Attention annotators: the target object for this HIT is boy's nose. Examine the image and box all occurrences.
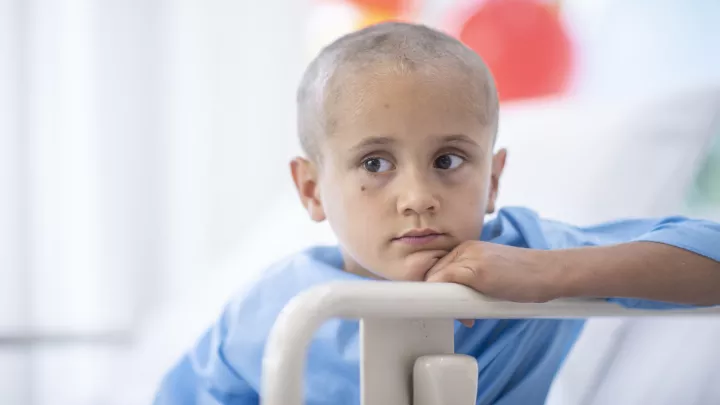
[396,176,439,216]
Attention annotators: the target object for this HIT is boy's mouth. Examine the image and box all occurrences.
[393,229,445,245]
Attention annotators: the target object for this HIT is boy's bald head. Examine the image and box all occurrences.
[297,22,499,160]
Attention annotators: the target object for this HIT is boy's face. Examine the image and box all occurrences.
[292,68,506,281]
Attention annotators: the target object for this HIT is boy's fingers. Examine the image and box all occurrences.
[424,247,461,280]
[426,268,454,283]
[427,261,477,329]
[426,264,474,286]
[460,319,475,328]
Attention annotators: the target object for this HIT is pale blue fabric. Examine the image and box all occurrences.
[153,207,720,405]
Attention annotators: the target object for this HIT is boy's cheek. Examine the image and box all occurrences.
[452,183,490,213]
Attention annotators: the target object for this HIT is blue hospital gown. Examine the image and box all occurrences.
[153,207,720,405]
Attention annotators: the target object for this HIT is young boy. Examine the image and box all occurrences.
[154,22,720,405]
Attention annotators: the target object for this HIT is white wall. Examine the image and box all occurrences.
[0,0,30,403]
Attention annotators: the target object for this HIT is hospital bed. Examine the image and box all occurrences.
[105,88,720,405]
[260,281,720,405]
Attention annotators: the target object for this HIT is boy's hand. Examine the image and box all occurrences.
[426,241,720,325]
[425,241,563,304]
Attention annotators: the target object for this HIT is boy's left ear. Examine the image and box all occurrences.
[486,148,507,214]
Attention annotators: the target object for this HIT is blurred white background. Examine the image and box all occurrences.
[1,0,719,404]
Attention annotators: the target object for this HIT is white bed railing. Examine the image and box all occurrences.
[261,281,720,405]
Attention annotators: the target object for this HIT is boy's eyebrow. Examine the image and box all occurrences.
[440,134,480,147]
[349,134,481,152]
[349,136,396,152]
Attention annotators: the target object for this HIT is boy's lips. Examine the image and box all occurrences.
[393,228,445,246]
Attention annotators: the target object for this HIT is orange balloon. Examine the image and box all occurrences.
[458,0,573,102]
[348,0,407,14]
[357,7,401,29]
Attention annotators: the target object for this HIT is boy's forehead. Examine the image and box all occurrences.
[323,68,494,141]
[296,22,500,161]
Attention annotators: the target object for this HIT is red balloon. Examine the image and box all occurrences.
[348,0,406,14]
[458,0,572,102]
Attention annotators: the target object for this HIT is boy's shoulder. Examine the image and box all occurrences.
[219,246,365,384]
[482,206,549,249]
[249,245,363,296]
[169,247,362,396]
[220,245,368,341]
[226,246,363,320]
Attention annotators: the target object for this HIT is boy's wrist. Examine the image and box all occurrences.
[544,244,641,300]
[541,248,595,301]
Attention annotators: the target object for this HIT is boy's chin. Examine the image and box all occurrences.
[398,250,451,282]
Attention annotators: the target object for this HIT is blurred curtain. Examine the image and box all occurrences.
[0,0,170,404]
[0,0,305,403]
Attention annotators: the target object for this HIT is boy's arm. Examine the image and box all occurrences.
[554,241,720,306]
[426,216,720,307]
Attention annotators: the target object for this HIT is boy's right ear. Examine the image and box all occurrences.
[290,157,326,222]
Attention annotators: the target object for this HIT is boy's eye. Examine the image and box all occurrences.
[434,154,464,170]
[363,157,394,173]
